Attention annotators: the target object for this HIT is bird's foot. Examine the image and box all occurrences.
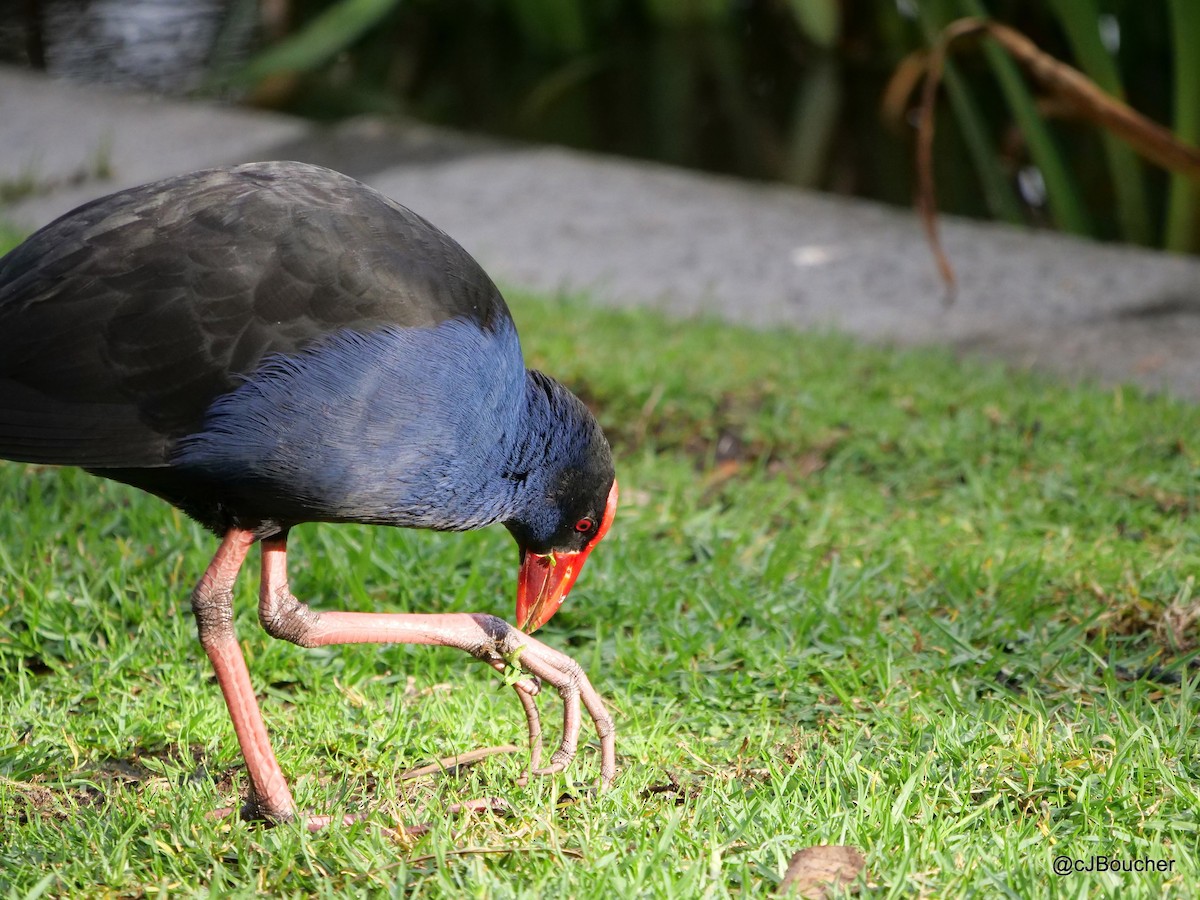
[470,617,616,788]
[207,795,369,833]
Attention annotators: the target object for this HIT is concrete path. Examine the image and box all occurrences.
[3,66,1199,398]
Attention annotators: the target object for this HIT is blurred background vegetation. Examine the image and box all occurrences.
[3,0,1198,253]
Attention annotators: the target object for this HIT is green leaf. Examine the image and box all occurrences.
[1166,0,1200,252]
[220,0,402,87]
[784,0,841,49]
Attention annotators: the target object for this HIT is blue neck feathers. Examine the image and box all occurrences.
[172,317,601,535]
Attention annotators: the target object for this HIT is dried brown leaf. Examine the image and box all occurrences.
[778,845,867,897]
[912,17,1200,293]
[880,49,931,133]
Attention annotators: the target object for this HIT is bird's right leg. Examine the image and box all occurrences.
[256,537,616,786]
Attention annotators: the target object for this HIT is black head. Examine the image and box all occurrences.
[504,371,615,553]
[504,371,618,631]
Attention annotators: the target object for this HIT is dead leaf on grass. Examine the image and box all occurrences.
[778,845,867,897]
[1156,576,1200,652]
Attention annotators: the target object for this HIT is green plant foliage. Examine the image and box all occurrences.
[505,0,590,56]
[914,0,1026,225]
[783,0,840,48]
[208,1,1200,254]
[644,0,730,27]
[958,0,1092,236]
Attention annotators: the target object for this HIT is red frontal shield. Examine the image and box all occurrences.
[515,480,619,632]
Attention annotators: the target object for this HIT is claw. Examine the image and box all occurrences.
[514,683,544,774]
[490,628,616,789]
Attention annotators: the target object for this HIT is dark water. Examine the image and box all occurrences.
[3,0,235,93]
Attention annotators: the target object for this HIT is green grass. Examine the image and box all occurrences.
[2,281,1199,897]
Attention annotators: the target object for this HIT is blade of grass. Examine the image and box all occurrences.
[783,53,842,188]
[648,32,696,168]
[703,29,780,176]
[204,0,259,78]
[940,61,1027,226]
[1165,0,1200,253]
[782,0,841,49]
[962,21,1200,185]
[957,0,1092,236]
[214,0,401,88]
[1047,0,1152,245]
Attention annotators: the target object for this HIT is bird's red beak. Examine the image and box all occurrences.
[516,480,619,633]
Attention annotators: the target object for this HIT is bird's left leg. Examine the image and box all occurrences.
[256,536,615,786]
[191,529,298,823]
[195,530,390,830]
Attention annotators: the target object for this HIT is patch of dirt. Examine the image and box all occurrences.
[4,775,106,825]
[574,381,850,484]
[1084,575,1200,660]
[5,778,64,824]
[640,771,694,805]
[1115,480,1196,519]
[20,655,54,676]
[81,744,240,803]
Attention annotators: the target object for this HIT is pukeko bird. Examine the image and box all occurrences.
[0,161,617,827]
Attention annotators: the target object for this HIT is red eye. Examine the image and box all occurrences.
[574,517,594,533]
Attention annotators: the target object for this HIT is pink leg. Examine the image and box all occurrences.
[257,537,616,786]
[192,529,297,821]
[194,530,378,827]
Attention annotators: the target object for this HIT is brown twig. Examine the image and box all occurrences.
[914,23,964,296]
[407,846,586,866]
[400,744,521,781]
[880,49,930,135]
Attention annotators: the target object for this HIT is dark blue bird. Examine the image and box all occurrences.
[0,161,618,826]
